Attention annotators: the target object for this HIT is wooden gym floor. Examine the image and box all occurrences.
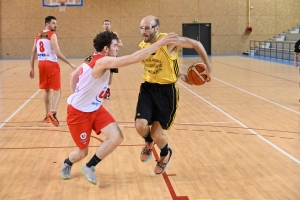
[0,56,299,200]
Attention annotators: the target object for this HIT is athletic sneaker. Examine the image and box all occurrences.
[154,147,172,175]
[47,111,59,127]
[140,141,155,162]
[60,163,71,180]
[81,165,97,185]
[104,88,110,98]
[44,117,51,123]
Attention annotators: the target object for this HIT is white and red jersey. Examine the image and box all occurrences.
[35,30,57,62]
[67,53,110,112]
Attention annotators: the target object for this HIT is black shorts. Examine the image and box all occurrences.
[110,68,118,73]
[135,82,179,130]
[294,40,300,54]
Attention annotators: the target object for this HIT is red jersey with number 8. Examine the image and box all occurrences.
[35,30,57,62]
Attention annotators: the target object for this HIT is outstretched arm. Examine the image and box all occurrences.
[170,36,212,82]
[92,32,178,78]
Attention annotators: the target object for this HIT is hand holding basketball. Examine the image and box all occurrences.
[187,63,208,85]
[178,73,192,85]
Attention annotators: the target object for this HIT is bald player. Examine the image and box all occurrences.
[134,15,212,175]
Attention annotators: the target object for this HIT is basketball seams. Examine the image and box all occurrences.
[187,63,207,85]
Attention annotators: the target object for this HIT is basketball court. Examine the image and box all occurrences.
[0,55,299,200]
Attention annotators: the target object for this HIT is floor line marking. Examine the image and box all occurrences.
[177,81,300,165]
[214,77,300,115]
[0,89,40,129]
[181,64,299,115]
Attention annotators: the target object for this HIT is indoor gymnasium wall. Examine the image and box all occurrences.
[0,0,299,58]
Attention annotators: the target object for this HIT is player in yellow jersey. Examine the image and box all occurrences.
[102,20,123,98]
[135,15,212,175]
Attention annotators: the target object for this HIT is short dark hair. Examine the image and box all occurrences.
[93,31,118,52]
[154,18,160,26]
[45,16,56,24]
[103,20,111,24]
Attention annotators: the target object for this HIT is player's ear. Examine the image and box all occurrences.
[103,46,109,52]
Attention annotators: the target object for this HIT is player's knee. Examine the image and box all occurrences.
[149,131,161,141]
[135,118,148,133]
[115,130,124,144]
[77,148,88,159]
[105,126,124,144]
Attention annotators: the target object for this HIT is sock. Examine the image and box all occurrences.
[143,132,153,143]
[86,154,101,168]
[64,158,73,166]
[107,85,110,89]
[160,144,169,157]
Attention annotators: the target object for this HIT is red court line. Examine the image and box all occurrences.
[280,137,293,139]
[176,124,300,134]
[0,135,190,198]
[1,126,298,141]
[2,122,299,135]
[0,65,18,73]
[152,147,189,200]
[84,136,188,199]
[226,132,239,134]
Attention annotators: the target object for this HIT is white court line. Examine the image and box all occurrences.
[177,81,300,165]
[0,90,40,129]
[181,64,299,115]
[214,77,300,115]
[176,122,235,124]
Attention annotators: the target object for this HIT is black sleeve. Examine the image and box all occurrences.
[294,40,300,53]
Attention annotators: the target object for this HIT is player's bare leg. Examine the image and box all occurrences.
[47,89,60,126]
[52,89,61,111]
[43,89,51,122]
[81,123,123,185]
[135,118,155,162]
[150,121,172,175]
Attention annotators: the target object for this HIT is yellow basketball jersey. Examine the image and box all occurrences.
[139,33,179,84]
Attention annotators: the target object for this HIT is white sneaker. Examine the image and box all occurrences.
[81,165,97,185]
[60,163,71,179]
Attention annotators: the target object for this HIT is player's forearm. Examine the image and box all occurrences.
[30,51,37,69]
[133,44,163,62]
[56,51,71,65]
[195,44,212,71]
[70,74,78,93]
[70,66,81,93]
[179,37,212,71]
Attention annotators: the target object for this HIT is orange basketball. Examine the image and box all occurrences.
[187,63,207,85]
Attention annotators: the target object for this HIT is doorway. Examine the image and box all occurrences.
[182,23,211,55]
